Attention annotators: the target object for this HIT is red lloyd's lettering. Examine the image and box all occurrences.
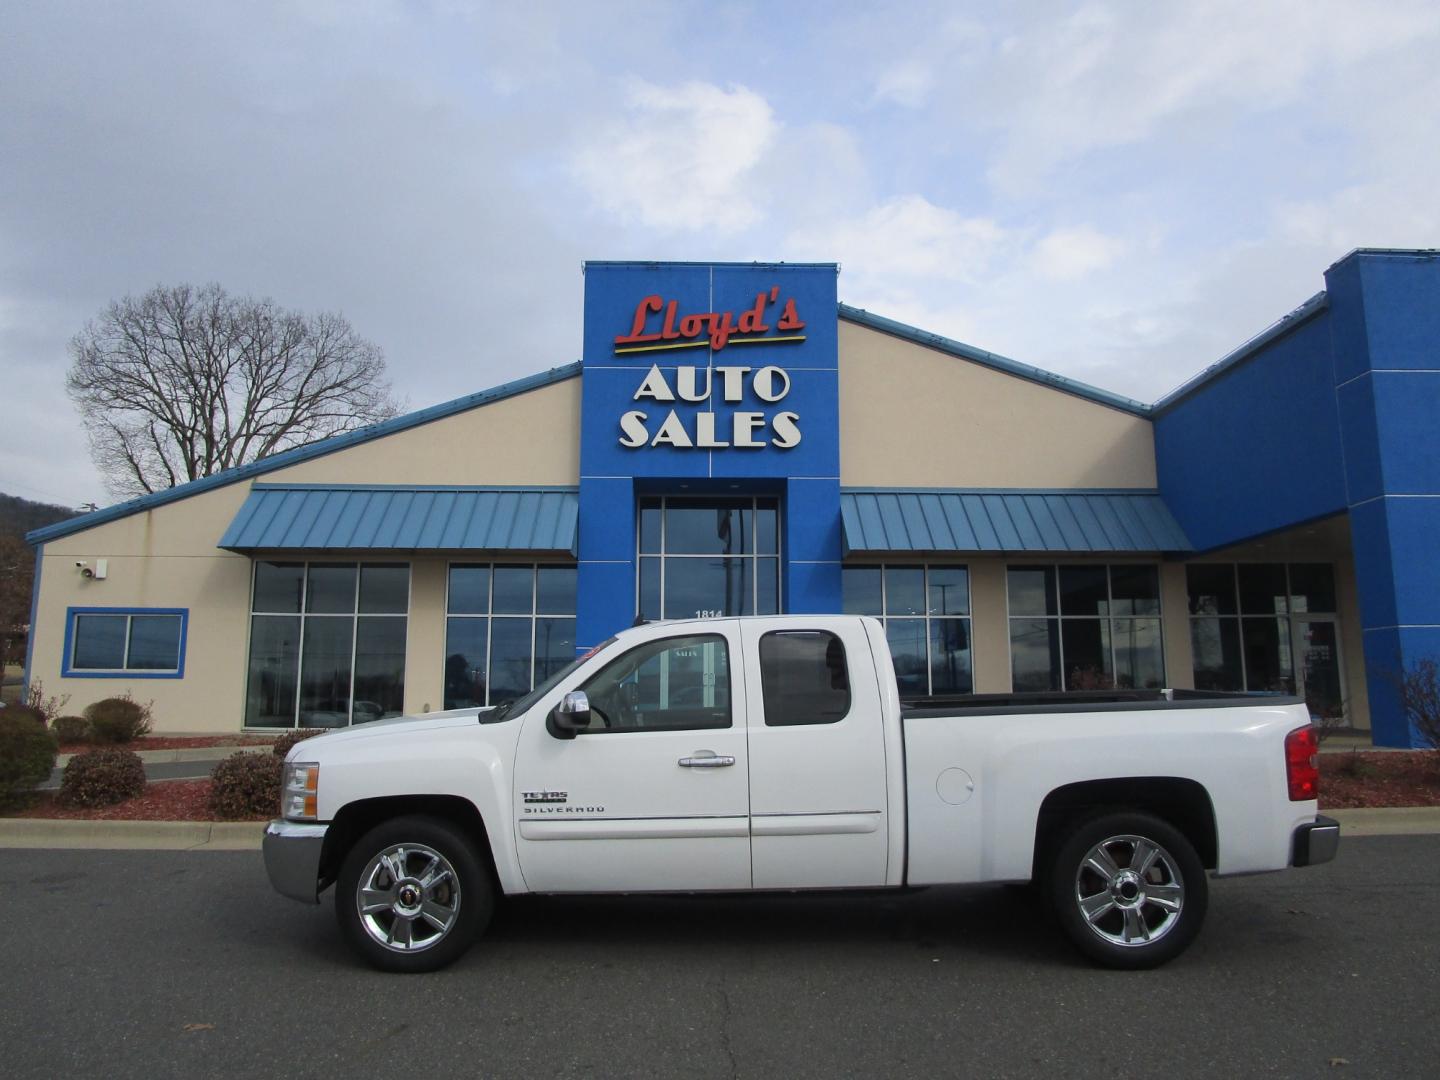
[613,287,805,351]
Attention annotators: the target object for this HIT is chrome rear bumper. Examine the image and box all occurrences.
[1292,815,1340,867]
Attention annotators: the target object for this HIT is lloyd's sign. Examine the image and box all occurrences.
[613,286,804,450]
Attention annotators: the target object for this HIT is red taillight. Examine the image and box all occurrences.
[1285,725,1320,801]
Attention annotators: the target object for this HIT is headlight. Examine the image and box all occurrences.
[282,762,320,821]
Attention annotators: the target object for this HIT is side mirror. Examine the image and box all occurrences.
[547,690,592,740]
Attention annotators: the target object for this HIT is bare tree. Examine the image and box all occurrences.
[67,284,400,497]
[1393,657,1440,751]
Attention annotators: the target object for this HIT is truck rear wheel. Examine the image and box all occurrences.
[1048,811,1207,970]
[335,814,493,973]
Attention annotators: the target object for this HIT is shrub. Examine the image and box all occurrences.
[272,728,325,758]
[0,714,58,807]
[209,752,284,820]
[58,748,146,807]
[2,704,48,730]
[52,715,91,744]
[24,680,71,724]
[85,695,154,744]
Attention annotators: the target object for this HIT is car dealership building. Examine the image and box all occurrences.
[24,251,1440,746]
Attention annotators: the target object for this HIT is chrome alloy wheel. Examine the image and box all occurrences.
[1073,834,1185,948]
[356,843,462,953]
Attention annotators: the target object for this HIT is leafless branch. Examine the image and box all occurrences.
[67,284,399,498]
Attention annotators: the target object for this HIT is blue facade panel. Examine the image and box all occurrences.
[1154,312,1348,552]
[576,261,844,649]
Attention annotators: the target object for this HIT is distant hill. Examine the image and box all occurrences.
[0,492,80,539]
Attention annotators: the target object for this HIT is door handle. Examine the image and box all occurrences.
[678,752,735,768]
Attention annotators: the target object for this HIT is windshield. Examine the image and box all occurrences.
[479,635,618,724]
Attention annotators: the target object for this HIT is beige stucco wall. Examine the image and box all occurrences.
[837,320,1157,488]
[29,377,581,732]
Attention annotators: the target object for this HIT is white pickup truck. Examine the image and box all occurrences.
[263,615,1338,972]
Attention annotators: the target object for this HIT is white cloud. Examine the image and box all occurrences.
[1032,225,1126,281]
[572,79,778,233]
[788,194,1008,282]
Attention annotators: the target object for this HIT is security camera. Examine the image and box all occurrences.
[80,566,96,579]
[74,560,87,569]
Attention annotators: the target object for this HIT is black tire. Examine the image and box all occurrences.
[335,814,493,973]
[1048,810,1207,970]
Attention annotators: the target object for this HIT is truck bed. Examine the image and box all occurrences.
[901,689,1304,718]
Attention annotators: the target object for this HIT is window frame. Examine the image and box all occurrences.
[841,563,974,696]
[1004,562,1166,692]
[63,606,189,678]
[244,560,410,729]
[636,494,783,620]
[1185,561,1342,704]
[758,629,852,727]
[577,632,733,734]
[443,561,578,709]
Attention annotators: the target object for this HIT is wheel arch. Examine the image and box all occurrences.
[319,795,500,894]
[1031,776,1218,879]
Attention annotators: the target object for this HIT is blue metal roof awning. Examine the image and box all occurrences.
[840,489,1194,554]
[219,485,579,554]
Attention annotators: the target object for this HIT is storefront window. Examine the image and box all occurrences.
[1006,564,1163,691]
[245,561,408,728]
[637,496,780,619]
[1185,563,1341,714]
[443,563,577,709]
[843,564,972,697]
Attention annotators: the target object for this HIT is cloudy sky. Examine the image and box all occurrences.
[3,0,1438,508]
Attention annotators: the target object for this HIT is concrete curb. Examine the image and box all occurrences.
[55,744,269,767]
[0,819,266,850]
[1326,806,1440,836]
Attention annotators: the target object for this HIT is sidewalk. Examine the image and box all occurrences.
[54,744,268,766]
[2,806,1436,850]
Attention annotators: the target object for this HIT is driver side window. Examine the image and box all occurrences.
[579,634,730,732]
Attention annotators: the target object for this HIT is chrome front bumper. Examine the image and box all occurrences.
[263,819,329,904]
[1292,815,1341,867]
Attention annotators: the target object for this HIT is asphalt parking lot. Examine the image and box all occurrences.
[2,835,1436,1079]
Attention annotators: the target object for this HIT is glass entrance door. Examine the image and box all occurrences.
[637,496,781,620]
[1295,619,1344,720]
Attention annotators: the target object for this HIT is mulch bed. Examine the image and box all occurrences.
[57,734,277,755]
[7,779,268,822]
[1319,751,1440,809]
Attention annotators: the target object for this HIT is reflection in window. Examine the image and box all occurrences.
[637,496,781,619]
[843,564,972,696]
[760,631,851,726]
[1184,563,1336,700]
[443,563,577,709]
[245,561,408,728]
[1005,564,1163,691]
[580,634,731,732]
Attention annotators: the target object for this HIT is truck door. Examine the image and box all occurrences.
[740,619,890,888]
[512,624,752,892]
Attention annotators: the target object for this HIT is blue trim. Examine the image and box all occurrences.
[837,303,1152,416]
[841,486,1165,495]
[585,260,838,271]
[24,363,585,546]
[1151,293,1330,416]
[21,543,42,697]
[60,607,190,679]
[249,483,579,493]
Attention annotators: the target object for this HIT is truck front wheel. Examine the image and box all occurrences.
[1048,811,1207,970]
[335,815,493,973]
